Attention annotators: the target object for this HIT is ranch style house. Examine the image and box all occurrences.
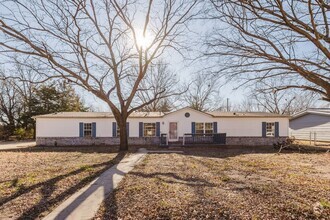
[33,107,289,146]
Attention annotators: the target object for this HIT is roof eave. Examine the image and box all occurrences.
[290,110,330,120]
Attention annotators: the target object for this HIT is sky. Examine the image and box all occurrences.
[78,16,247,112]
[0,0,328,112]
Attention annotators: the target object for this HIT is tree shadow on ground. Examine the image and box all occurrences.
[0,152,126,220]
[129,171,217,187]
[0,145,120,154]
[97,171,218,220]
[96,146,329,219]
[98,189,118,220]
[164,145,329,160]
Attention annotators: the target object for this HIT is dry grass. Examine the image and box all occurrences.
[294,139,330,148]
[95,146,330,220]
[0,146,122,219]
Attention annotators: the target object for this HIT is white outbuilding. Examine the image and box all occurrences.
[290,108,330,142]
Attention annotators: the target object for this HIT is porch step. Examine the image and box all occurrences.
[168,141,183,147]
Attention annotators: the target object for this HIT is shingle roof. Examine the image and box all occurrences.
[33,112,113,118]
[33,108,288,119]
[207,111,289,118]
[33,111,165,118]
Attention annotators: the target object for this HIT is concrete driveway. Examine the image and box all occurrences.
[0,141,36,150]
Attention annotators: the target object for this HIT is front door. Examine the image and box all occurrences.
[169,122,178,141]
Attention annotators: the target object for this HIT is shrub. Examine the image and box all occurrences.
[0,124,4,140]
[14,128,34,140]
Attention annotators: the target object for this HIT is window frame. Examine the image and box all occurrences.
[266,122,275,137]
[195,122,204,134]
[143,123,156,137]
[195,122,213,135]
[83,123,92,138]
[204,122,213,134]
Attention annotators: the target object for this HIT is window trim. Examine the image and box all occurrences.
[195,122,213,134]
[83,123,92,138]
[204,122,213,134]
[143,123,156,137]
[195,122,204,134]
[266,122,275,137]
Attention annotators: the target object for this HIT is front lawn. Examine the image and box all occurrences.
[95,146,330,219]
[0,146,122,219]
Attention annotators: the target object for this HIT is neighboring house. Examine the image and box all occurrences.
[290,108,330,141]
[33,107,289,146]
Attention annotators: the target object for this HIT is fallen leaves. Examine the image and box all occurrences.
[0,146,119,219]
[95,147,330,219]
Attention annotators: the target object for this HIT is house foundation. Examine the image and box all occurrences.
[36,136,287,147]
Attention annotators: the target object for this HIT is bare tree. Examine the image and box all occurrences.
[0,60,89,139]
[0,60,38,136]
[206,0,330,102]
[0,75,22,136]
[0,0,200,150]
[134,60,181,112]
[233,98,262,113]
[183,73,222,111]
[236,81,317,114]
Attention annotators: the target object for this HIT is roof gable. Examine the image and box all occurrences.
[291,108,330,120]
[163,107,214,118]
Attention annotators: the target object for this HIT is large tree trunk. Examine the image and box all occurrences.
[116,114,129,151]
[0,0,199,144]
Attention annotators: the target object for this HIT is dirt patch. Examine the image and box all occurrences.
[0,146,122,219]
[95,147,330,219]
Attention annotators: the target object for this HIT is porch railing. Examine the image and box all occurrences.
[183,133,226,145]
[160,133,168,146]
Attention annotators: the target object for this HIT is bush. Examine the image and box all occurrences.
[14,128,34,140]
[0,125,4,140]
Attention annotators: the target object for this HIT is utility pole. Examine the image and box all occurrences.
[226,98,229,112]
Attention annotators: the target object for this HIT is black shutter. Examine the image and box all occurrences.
[112,122,117,137]
[192,122,196,134]
[139,122,143,137]
[156,122,160,137]
[262,122,266,137]
[79,122,84,137]
[213,122,218,133]
[126,122,130,137]
[92,122,96,138]
[275,122,279,137]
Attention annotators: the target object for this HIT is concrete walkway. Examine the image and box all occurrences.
[0,141,36,150]
[43,148,147,220]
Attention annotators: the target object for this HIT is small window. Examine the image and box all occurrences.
[144,123,156,137]
[84,123,92,137]
[266,122,275,137]
[195,123,204,134]
[205,123,213,134]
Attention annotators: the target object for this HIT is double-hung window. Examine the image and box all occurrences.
[195,123,204,134]
[84,123,92,137]
[205,123,213,135]
[144,123,156,137]
[266,122,275,137]
[195,122,213,135]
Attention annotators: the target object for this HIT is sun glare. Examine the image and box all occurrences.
[136,31,153,49]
